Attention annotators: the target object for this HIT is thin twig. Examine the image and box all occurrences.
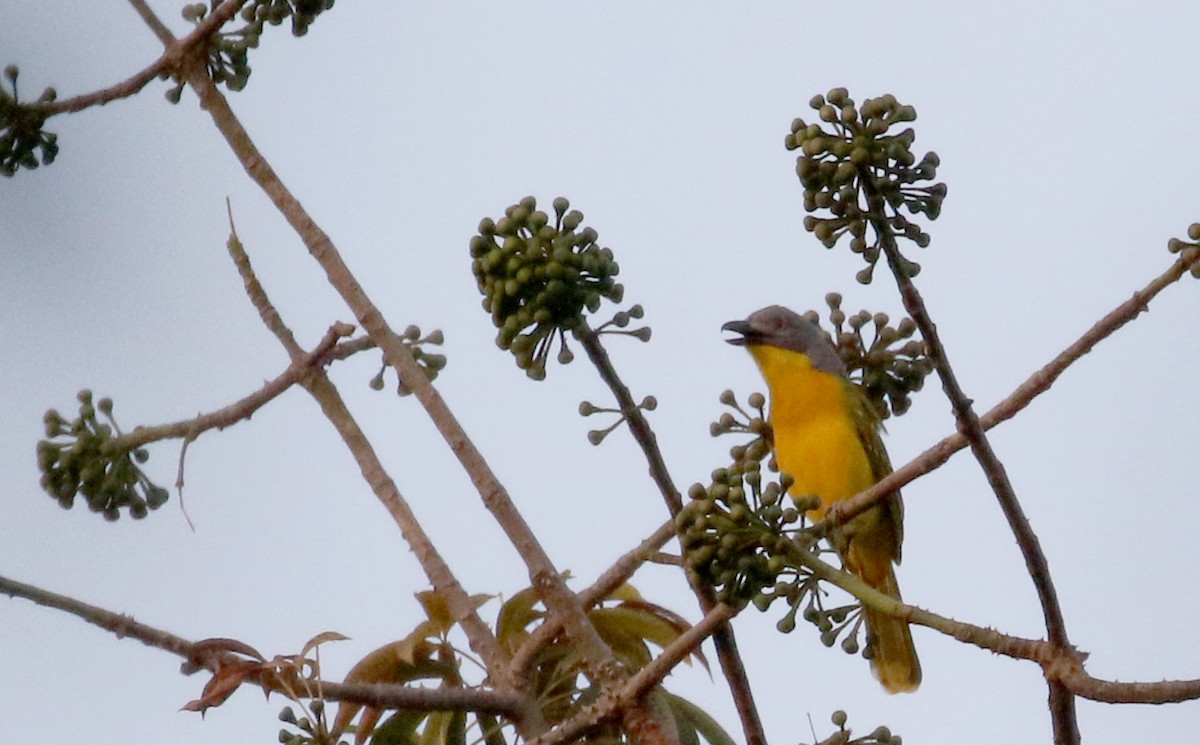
[111,321,350,452]
[574,324,680,514]
[31,1,248,116]
[575,324,767,745]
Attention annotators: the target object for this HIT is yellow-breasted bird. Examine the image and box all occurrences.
[723,305,921,693]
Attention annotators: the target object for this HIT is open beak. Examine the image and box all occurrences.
[721,319,755,346]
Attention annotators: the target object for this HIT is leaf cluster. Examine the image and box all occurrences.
[315,586,730,745]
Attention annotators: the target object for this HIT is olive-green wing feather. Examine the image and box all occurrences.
[844,380,905,563]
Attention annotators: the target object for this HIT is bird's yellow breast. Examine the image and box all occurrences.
[747,345,875,521]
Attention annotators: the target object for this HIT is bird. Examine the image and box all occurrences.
[722,304,921,693]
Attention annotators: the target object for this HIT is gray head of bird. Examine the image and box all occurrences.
[721,305,846,377]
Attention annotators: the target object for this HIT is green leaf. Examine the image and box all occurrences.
[661,691,738,745]
[369,710,426,745]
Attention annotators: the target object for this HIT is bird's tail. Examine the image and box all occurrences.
[849,551,921,693]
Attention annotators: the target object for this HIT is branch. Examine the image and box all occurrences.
[0,574,523,715]
[25,1,247,117]
[509,519,677,676]
[109,320,351,453]
[770,543,1200,706]
[825,246,1200,529]
[574,324,680,514]
[222,203,511,699]
[530,603,739,745]
[575,324,768,745]
[159,23,642,739]
[860,177,1076,743]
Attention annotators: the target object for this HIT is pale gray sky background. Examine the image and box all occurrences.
[3,2,1199,744]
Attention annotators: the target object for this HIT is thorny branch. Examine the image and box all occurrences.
[860,174,1077,744]
[824,246,1200,530]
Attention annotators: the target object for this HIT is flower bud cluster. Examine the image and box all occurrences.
[37,390,168,521]
[785,88,946,283]
[470,196,623,380]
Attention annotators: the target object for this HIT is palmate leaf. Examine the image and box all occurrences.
[368,709,426,745]
[659,691,738,745]
[333,581,732,745]
[332,633,460,741]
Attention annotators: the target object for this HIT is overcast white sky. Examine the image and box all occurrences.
[3,2,1199,744]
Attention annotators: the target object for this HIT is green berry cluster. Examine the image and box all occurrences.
[470,196,623,380]
[701,392,872,654]
[1167,222,1200,279]
[815,293,932,419]
[37,390,168,521]
[785,88,946,283]
[369,324,447,396]
[683,392,800,607]
[804,710,903,745]
[0,65,58,177]
[678,460,796,609]
[172,1,334,100]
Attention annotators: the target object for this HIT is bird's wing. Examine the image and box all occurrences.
[846,381,905,563]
